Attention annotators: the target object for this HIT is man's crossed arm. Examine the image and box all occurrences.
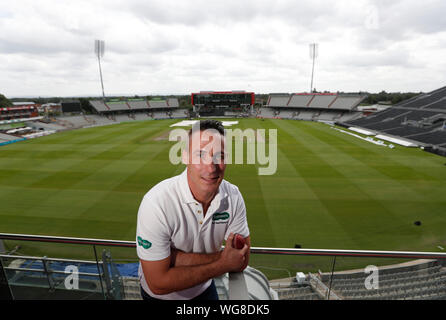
[140,234,250,295]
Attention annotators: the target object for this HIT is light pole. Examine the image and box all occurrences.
[95,40,106,101]
[309,43,318,93]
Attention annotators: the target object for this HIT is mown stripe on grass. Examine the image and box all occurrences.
[272,120,378,248]
[300,122,446,203]
[243,119,354,249]
[284,121,438,249]
[224,119,276,247]
[274,120,421,249]
[0,213,134,240]
[307,122,445,180]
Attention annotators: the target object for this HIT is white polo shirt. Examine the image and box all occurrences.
[136,168,250,300]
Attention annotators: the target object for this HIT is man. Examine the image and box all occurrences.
[136,119,250,300]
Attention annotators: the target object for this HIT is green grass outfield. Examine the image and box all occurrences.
[1,118,446,278]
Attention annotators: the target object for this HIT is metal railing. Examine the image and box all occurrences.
[1,232,446,300]
[2,233,446,259]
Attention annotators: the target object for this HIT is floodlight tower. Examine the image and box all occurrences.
[309,43,318,93]
[94,40,106,101]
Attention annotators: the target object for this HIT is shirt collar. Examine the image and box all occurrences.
[179,168,228,205]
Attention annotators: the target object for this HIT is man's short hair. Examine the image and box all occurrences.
[188,120,225,137]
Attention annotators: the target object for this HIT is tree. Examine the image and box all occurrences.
[0,93,13,107]
[79,98,94,114]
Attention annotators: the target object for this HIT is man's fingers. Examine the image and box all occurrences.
[240,243,249,255]
[226,233,234,247]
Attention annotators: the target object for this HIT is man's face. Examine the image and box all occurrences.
[184,129,226,197]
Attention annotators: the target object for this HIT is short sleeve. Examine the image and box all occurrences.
[136,194,171,261]
[225,187,250,240]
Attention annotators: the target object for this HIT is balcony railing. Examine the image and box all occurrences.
[1,233,445,300]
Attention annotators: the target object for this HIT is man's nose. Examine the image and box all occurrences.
[202,155,219,171]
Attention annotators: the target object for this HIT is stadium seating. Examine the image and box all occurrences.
[276,286,320,300]
[167,98,179,108]
[343,86,446,147]
[268,95,291,107]
[0,133,18,141]
[319,260,446,300]
[257,108,277,118]
[307,95,337,109]
[57,116,91,128]
[267,93,366,111]
[86,115,115,126]
[298,110,315,120]
[25,121,65,131]
[133,113,151,121]
[330,96,365,110]
[89,98,180,113]
[170,109,189,118]
[90,100,109,112]
[407,130,446,145]
[106,102,130,112]
[394,86,446,109]
[288,95,313,108]
[128,100,149,110]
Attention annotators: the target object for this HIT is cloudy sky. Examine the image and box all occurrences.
[0,0,445,97]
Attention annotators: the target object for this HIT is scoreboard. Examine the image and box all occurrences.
[191,91,255,107]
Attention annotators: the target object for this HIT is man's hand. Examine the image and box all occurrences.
[219,233,250,273]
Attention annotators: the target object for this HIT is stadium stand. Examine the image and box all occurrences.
[152,111,172,119]
[268,95,291,107]
[90,100,110,112]
[298,110,315,121]
[127,100,149,110]
[288,95,314,108]
[258,108,279,119]
[57,116,92,128]
[330,96,365,110]
[275,286,320,300]
[89,98,181,113]
[318,260,446,300]
[394,86,446,110]
[262,92,366,124]
[133,113,151,121]
[342,86,446,148]
[84,115,115,126]
[307,94,337,109]
[147,100,167,108]
[0,133,18,141]
[170,109,189,118]
[258,106,361,122]
[166,98,179,108]
[267,93,366,110]
[407,130,446,145]
[106,102,130,112]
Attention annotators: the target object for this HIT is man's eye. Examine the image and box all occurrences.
[194,151,205,158]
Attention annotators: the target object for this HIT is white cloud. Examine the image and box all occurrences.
[0,0,445,97]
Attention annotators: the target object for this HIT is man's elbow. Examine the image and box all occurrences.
[148,283,170,296]
[146,276,175,295]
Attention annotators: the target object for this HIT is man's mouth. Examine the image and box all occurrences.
[201,176,219,183]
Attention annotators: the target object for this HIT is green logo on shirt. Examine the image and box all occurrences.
[137,236,152,249]
[212,212,230,221]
